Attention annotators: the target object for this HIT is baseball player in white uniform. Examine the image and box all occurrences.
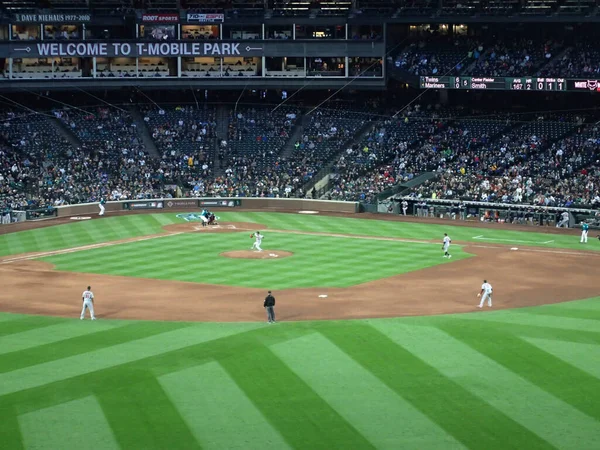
[80,286,96,320]
[556,211,569,228]
[477,280,493,308]
[401,200,408,216]
[442,233,452,258]
[251,231,264,252]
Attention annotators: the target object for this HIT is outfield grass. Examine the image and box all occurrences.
[42,232,470,289]
[0,212,595,258]
[1,298,600,450]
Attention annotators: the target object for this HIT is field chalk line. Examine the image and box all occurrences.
[0,228,596,264]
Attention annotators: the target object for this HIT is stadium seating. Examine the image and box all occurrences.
[142,105,217,183]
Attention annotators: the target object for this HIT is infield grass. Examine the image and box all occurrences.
[1,297,600,449]
[41,232,470,289]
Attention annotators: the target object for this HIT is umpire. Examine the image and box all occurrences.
[264,291,276,323]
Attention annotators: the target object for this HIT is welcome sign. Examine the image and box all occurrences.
[7,41,263,58]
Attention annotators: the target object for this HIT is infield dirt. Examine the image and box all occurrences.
[1,219,599,322]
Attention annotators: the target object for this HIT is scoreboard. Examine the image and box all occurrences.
[420,76,600,93]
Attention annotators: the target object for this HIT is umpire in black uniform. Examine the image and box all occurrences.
[264,291,276,323]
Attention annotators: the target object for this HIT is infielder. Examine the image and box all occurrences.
[251,231,263,252]
[581,221,589,243]
[477,280,493,308]
[401,200,408,216]
[80,286,96,320]
[442,233,452,258]
[99,198,106,216]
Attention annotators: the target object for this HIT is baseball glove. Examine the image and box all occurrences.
[250,234,254,238]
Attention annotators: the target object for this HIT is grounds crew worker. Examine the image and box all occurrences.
[264,290,276,323]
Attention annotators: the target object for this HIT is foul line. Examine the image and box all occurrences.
[0,232,183,264]
[472,235,551,244]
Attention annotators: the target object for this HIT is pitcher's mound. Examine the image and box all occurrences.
[220,250,293,260]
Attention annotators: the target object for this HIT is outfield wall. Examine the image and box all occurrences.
[55,198,359,217]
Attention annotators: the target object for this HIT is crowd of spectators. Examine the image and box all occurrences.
[470,38,562,77]
[394,34,600,78]
[404,116,600,208]
[325,105,600,208]
[547,42,600,78]
[143,105,217,186]
[196,106,311,198]
[394,36,481,76]
[2,103,600,221]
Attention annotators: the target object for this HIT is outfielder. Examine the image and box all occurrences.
[477,280,493,308]
[80,286,96,320]
[442,233,452,258]
[251,231,263,252]
[99,198,106,216]
[581,221,589,243]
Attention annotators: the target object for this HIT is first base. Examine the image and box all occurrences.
[318,294,328,298]
[510,247,519,251]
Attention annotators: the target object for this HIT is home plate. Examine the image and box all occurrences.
[318,294,328,298]
[510,247,519,251]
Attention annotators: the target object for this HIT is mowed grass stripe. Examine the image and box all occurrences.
[18,396,119,450]
[0,313,29,323]
[524,338,600,379]
[0,406,23,450]
[0,323,261,396]
[375,323,600,450]
[160,362,291,450]
[516,307,600,321]
[97,373,199,450]
[439,321,600,421]
[458,310,600,332]
[219,343,376,450]
[542,297,600,311]
[0,322,190,374]
[317,322,554,450]
[0,319,127,355]
[0,316,71,338]
[271,333,466,450]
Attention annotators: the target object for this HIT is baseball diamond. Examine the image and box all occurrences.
[1,208,600,450]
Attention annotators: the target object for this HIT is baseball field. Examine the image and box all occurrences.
[0,210,599,449]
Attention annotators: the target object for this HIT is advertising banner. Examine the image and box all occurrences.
[123,201,164,210]
[199,200,241,207]
[165,200,199,209]
[141,13,179,23]
[186,13,224,23]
